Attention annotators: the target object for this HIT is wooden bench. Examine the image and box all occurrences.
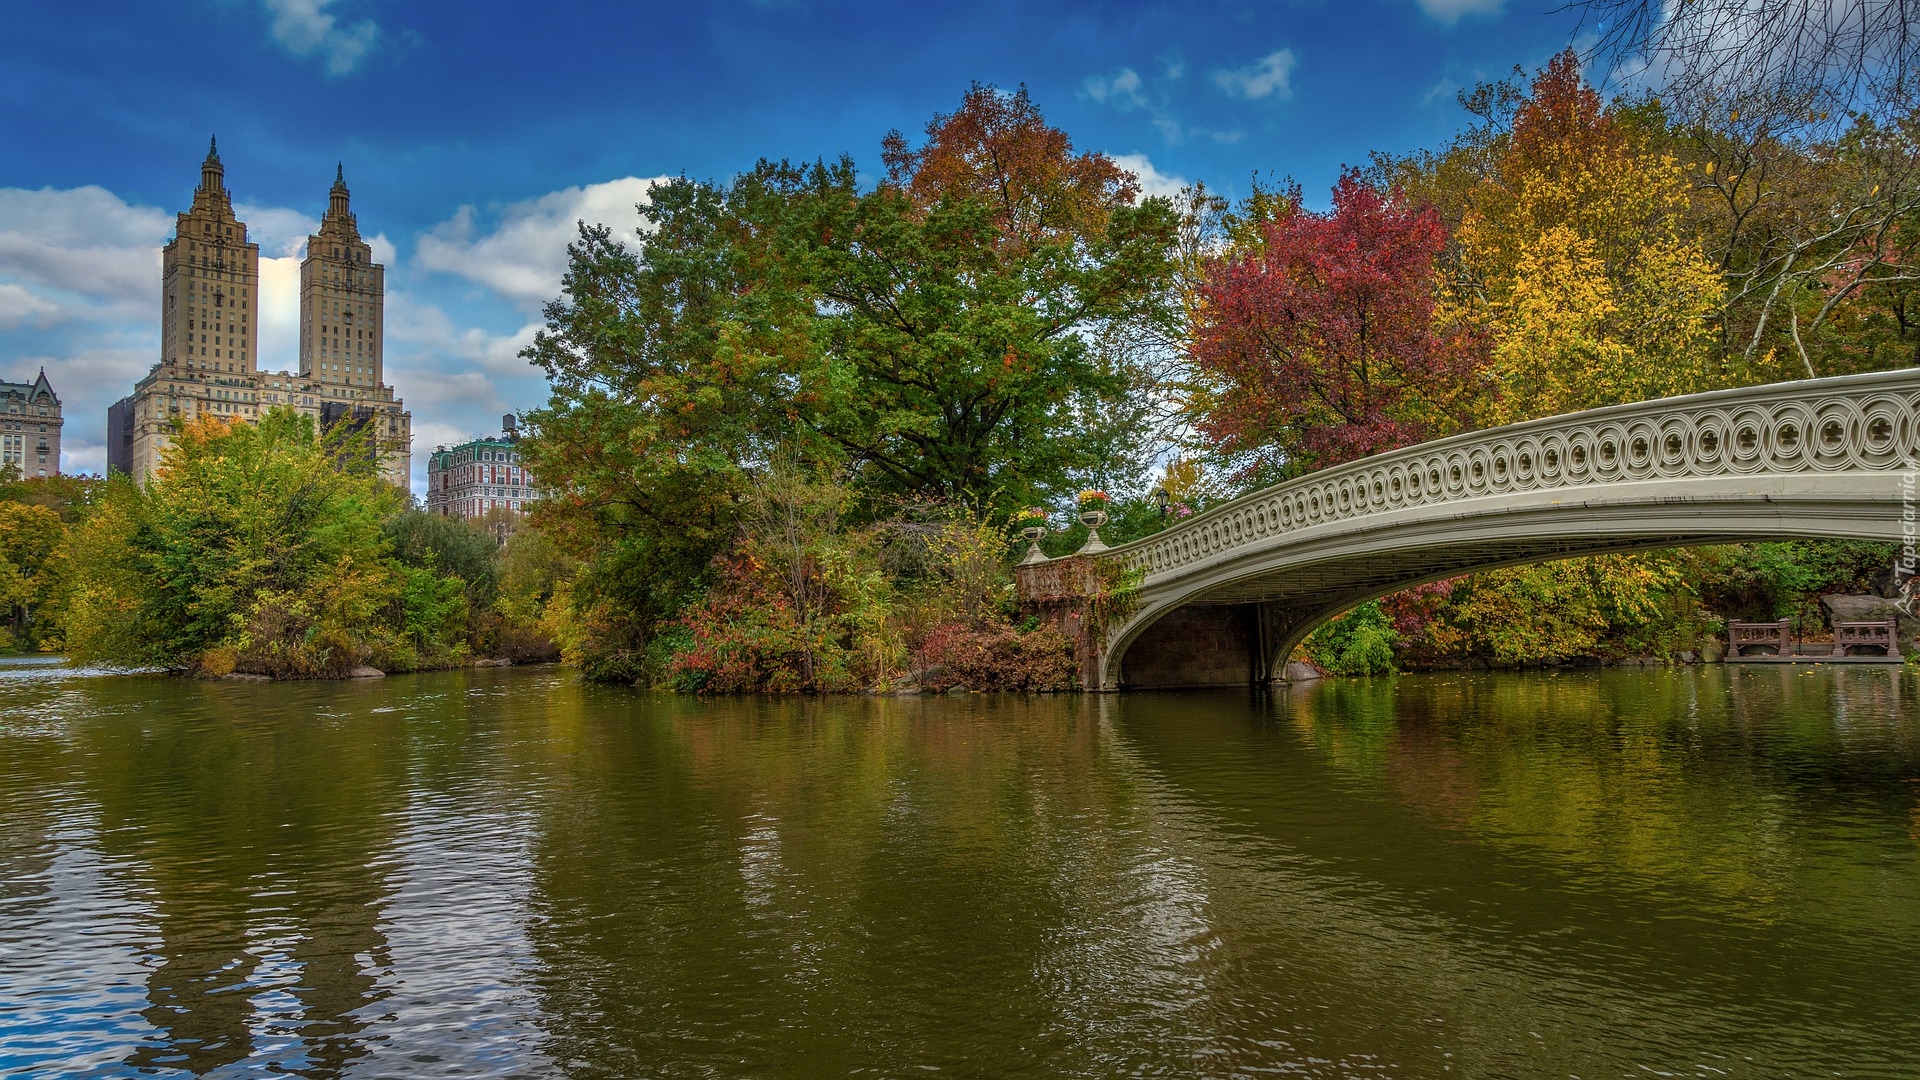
[1728,619,1793,657]
[1832,619,1901,658]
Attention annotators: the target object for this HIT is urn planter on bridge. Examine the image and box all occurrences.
[1076,491,1112,554]
[1076,510,1110,553]
[1018,525,1050,566]
[1013,508,1052,565]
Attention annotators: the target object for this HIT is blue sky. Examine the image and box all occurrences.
[0,0,1596,490]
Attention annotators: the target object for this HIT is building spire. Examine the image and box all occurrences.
[327,162,351,221]
[200,135,224,193]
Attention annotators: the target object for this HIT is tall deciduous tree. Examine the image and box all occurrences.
[524,87,1181,676]
[1190,171,1485,477]
[1456,51,1727,422]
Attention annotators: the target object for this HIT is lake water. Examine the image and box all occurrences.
[3,658,1918,1077]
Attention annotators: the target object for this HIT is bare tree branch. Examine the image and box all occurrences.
[1569,0,1920,121]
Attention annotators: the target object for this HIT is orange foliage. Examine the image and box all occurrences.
[882,82,1139,253]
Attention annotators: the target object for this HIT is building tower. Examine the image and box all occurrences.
[123,137,267,476]
[162,138,261,378]
[300,165,384,389]
[297,166,410,485]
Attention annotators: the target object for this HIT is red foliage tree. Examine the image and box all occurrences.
[1191,171,1485,475]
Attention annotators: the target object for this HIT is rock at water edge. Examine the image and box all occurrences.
[1820,594,1917,652]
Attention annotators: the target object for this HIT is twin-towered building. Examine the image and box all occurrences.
[108,140,412,488]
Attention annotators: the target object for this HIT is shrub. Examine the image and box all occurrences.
[912,621,1078,691]
[1305,600,1399,675]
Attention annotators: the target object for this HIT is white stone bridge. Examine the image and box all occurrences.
[1023,369,1920,690]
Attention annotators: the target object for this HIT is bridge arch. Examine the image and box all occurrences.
[1089,370,1920,690]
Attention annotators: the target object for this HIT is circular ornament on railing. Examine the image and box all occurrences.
[1621,419,1659,479]
[1512,437,1540,487]
[1810,399,1860,471]
[1690,409,1729,474]
[1464,447,1492,494]
[1904,393,1920,465]
[1654,417,1692,476]
[1857,395,1907,469]
[1444,453,1467,495]
[1565,430,1595,481]
[1769,401,1815,470]
[1538,434,1566,482]
[1389,469,1405,503]
[1726,407,1768,472]
[1592,423,1627,480]
[1338,481,1353,512]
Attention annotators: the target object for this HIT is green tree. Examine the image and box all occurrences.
[522,86,1181,677]
[63,411,459,676]
[385,507,500,608]
[0,501,65,650]
[1305,600,1400,675]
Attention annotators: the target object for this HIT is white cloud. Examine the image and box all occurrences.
[1083,67,1185,142]
[367,232,396,267]
[1109,154,1189,201]
[1214,49,1298,101]
[413,420,473,454]
[399,369,510,414]
[1084,68,1149,111]
[1422,77,1463,109]
[261,0,379,76]
[414,177,666,312]
[234,203,319,258]
[0,186,170,317]
[0,284,60,329]
[385,293,542,379]
[14,344,157,475]
[257,256,304,374]
[1414,0,1504,24]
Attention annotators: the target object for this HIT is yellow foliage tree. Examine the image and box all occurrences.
[0,501,64,649]
[1459,51,1729,424]
[1487,226,1723,422]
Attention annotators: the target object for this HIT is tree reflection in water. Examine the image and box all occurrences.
[1,665,1917,1076]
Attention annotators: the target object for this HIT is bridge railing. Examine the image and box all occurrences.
[1104,368,1920,583]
